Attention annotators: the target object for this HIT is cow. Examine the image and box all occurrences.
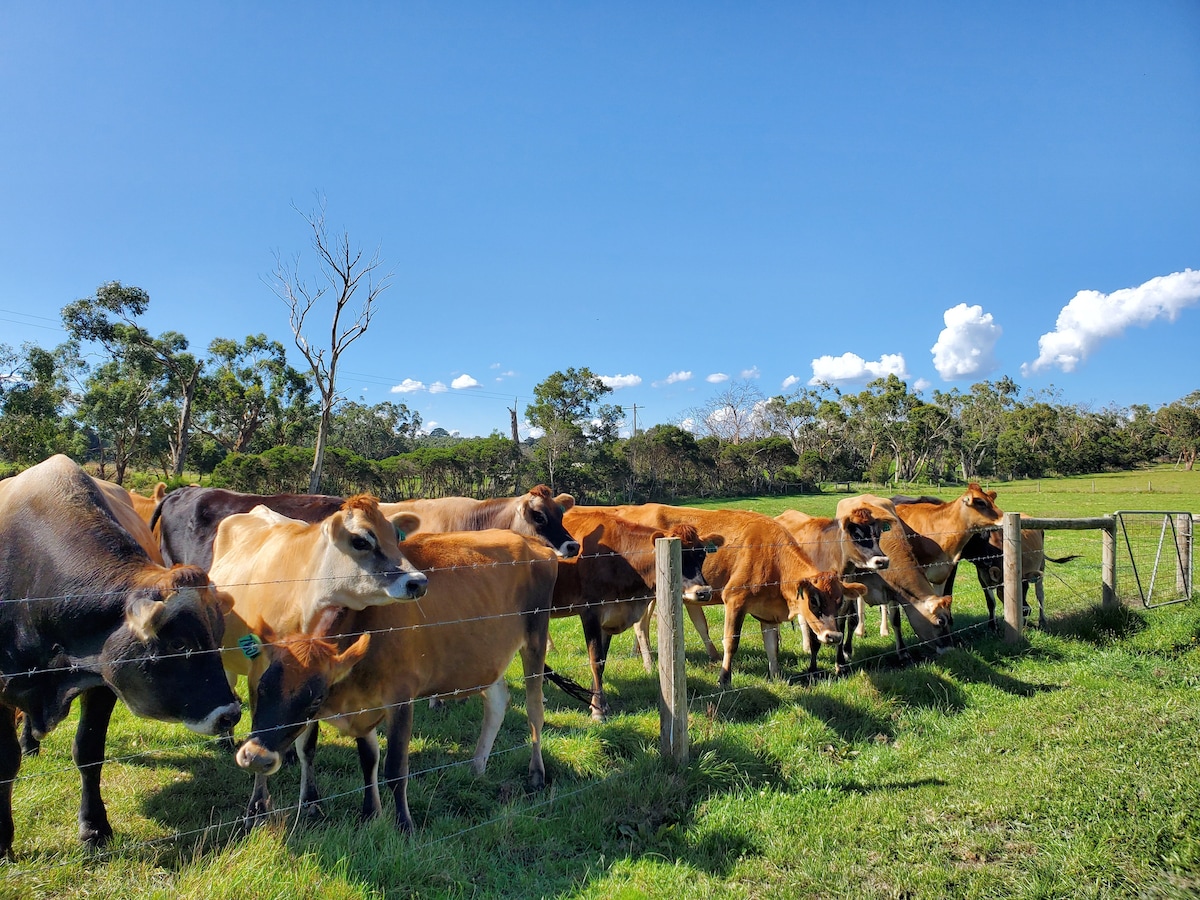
[948,527,1081,630]
[207,496,428,694]
[89,476,166,565]
[233,529,558,833]
[151,486,348,570]
[600,504,861,688]
[127,481,166,526]
[555,507,714,720]
[379,485,581,558]
[0,455,242,857]
[890,484,1005,593]
[775,497,891,672]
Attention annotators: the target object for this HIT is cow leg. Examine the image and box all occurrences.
[473,676,509,778]
[579,611,611,721]
[1034,577,1047,629]
[382,702,415,832]
[0,706,20,858]
[836,606,858,675]
[888,600,911,664]
[686,603,722,662]
[245,773,273,827]
[519,642,547,791]
[296,722,324,817]
[760,621,781,681]
[73,687,117,848]
[356,731,384,822]
[806,624,821,674]
[879,603,890,636]
[632,603,655,673]
[18,714,40,757]
[800,620,813,655]
[855,595,867,637]
[718,603,749,689]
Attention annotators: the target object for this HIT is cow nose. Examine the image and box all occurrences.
[685,585,713,603]
[558,541,581,559]
[388,571,428,600]
[214,703,242,735]
[236,739,283,775]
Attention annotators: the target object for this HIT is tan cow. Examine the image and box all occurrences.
[88,477,166,565]
[379,485,580,558]
[234,529,558,832]
[208,495,427,691]
[601,504,862,688]
[953,527,1080,630]
[556,507,714,719]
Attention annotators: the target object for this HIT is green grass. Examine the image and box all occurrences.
[3,466,1199,898]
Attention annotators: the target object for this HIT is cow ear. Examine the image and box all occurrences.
[125,593,166,642]
[387,512,421,542]
[840,580,868,599]
[330,633,370,684]
[554,493,575,512]
[701,533,725,552]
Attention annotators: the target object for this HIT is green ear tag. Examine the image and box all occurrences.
[705,544,718,555]
[397,530,406,542]
[880,523,891,532]
[557,505,566,514]
[238,634,262,660]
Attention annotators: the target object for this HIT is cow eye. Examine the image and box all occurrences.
[350,535,372,552]
[168,639,190,655]
[531,511,546,525]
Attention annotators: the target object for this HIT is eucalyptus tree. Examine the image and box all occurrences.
[1156,390,1200,470]
[0,341,83,466]
[525,367,614,493]
[269,199,391,493]
[197,334,312,455]
[933,376,1019,480]
[328,400,422,460]
[62,282,202,477]
[75,358,157,483]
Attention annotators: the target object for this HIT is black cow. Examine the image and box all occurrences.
[0,455,241,857]
[151,486,346,569]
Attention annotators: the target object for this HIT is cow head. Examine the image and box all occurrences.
[670,524,717,603]
[104,564,243,736]
[960,483,1003,530]
[836,503,890,572]
[789,572,865,645]
[314,496,428,613]
[506,487,578,558]
[235,626,371,776]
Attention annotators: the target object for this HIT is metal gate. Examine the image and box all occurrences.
[1114,511,1193,608]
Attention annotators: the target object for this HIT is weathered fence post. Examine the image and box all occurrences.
[1102,517,1118,610]
[1177,514,1193,598]
[1002,512,1024,643]
[656,536,688,766]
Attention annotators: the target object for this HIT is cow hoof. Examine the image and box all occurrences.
[300,801,325,820]
[528,771,546,792]
[79,824,113,849]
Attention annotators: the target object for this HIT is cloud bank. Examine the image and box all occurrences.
[931,303,1002,380]
[1023,269,1200,375]
[809,352,909,385]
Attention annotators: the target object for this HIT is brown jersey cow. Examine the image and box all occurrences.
[234,530,558,833]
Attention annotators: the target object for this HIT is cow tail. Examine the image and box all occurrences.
[542,664,594,708]
[1045,554,1083,565]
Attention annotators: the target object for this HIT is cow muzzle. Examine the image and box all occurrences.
[557,540,581,559]
[184,700,243,736]
[863,554,889,571]
[387,571,429,600]
[236,739,283,775]
[684,584,713,603]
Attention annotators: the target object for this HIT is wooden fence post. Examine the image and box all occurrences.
[1002,512,1024,643]
[1102,517,1118,610]
[1177,514,1193,598]
[656,536,689,766]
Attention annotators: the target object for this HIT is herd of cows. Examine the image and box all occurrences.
[0,454,1077,858]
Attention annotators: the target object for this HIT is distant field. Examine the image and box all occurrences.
[3,466,1198,899]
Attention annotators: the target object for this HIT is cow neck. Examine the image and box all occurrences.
[464,496,513,531]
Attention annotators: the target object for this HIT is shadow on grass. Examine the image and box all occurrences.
[1048,603,1148,646]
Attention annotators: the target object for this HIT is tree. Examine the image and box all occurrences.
[62,282,202,477]
[76,358,157,483]
[328,400,422,460]
[197,334,311,455]
[525,367,613,492]
[689,380,766,444]
[269,199,391,493]
[0,342,83,466]
[1156,391,1200,470]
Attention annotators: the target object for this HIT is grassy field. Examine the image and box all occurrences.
[2,467,1199,899]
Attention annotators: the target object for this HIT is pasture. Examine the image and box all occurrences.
[2,468,1199,899]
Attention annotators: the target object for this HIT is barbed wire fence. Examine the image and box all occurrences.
[0,516,1191,879]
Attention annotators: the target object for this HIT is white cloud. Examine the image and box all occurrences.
[1022,269,1200,375]
[451,374,481,390]
[525,423,545,439]
[740,366,760,380]
[781,374,800,390]
[930,303,1002,380]
[914,378,932,392]
[490,362,501,369]
[600,373,643,389]
[429,381,448,394]
[653,370,692,387]
[706,372,729,384]
[679,417,696,432]
[809,352,909,385]
[390,378,426,394]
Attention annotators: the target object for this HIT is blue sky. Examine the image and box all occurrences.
[1,3,1198,438]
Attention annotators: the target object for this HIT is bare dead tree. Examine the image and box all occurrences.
[269,198,392,493]
[688,380,767,444]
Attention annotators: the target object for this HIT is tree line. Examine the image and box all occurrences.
[2,287,1198,502]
